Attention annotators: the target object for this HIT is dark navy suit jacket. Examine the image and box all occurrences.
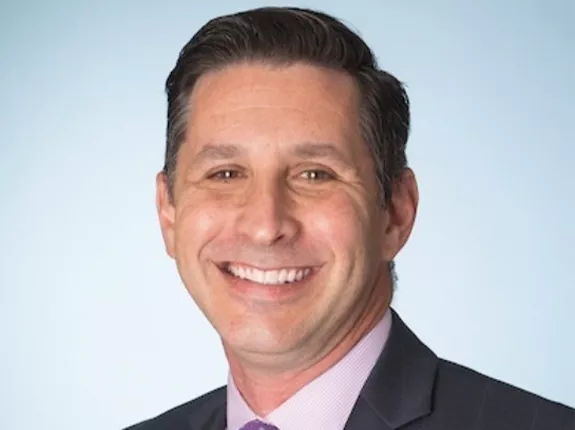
[126,309,575,429]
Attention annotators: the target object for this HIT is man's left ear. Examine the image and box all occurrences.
[381,168,419,261]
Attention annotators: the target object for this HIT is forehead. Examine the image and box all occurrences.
[186,62,362,146]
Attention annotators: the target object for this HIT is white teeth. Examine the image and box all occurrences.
[226,264,313,285]
[278,269,288,283]
[264,270,276,284]
[295,270,304,281]
[251,268,264,284]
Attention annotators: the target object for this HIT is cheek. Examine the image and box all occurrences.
[307,196,369,255]
[174,197,225,260]
[306,192,384,289]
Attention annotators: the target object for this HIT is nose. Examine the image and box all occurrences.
[236,180,300,246]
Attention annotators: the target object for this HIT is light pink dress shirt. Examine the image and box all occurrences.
[226,309,392,430]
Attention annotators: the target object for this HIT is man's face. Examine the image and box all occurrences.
[157,63,415,368]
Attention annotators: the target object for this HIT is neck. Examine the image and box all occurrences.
[225,284,391,416]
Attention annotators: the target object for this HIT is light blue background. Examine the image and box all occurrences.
[1,1,573,429]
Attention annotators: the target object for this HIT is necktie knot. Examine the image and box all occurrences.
[239,419,280,430]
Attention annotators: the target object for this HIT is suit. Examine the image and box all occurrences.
[126,309,575,429]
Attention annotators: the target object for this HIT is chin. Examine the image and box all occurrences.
[221,322,299,356]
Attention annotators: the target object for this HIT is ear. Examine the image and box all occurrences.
[156,172,176,258]
[381,168,419,261]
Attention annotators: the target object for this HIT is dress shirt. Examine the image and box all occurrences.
[227,308,392,430]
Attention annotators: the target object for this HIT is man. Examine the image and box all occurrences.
[127,6,574,430]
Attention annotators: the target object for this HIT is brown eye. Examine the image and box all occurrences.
[300,170,334,181]
[208,170,242,181]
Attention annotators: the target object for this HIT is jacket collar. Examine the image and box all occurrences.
[346,308,438,429]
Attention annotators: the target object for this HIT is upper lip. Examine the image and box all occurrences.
[218,261,320,271]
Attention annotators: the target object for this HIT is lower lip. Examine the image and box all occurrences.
[219,268,316,302]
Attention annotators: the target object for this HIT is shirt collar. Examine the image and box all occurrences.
[227,308,392,430]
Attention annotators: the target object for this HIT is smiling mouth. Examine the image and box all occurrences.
[220,262,314,285]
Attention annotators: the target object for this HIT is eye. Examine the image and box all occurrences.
[300,169,334,181]
[207,169,243,181]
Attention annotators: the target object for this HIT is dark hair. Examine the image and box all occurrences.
[163,6,410,205]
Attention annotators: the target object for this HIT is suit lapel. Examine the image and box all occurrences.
[185,389,227,430]
[344,395,394,430]
[344,309,438,429]
[200,402,226,430]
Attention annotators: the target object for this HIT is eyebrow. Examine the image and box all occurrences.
[191,142,352,166]
[291,142,352,165]
[193,143,246,164]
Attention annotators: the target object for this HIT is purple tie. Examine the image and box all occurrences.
[238,419,280,430]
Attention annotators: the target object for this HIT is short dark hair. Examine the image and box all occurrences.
[163,7,410,205]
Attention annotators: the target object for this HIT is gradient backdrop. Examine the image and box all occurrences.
[1,0,573,429]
